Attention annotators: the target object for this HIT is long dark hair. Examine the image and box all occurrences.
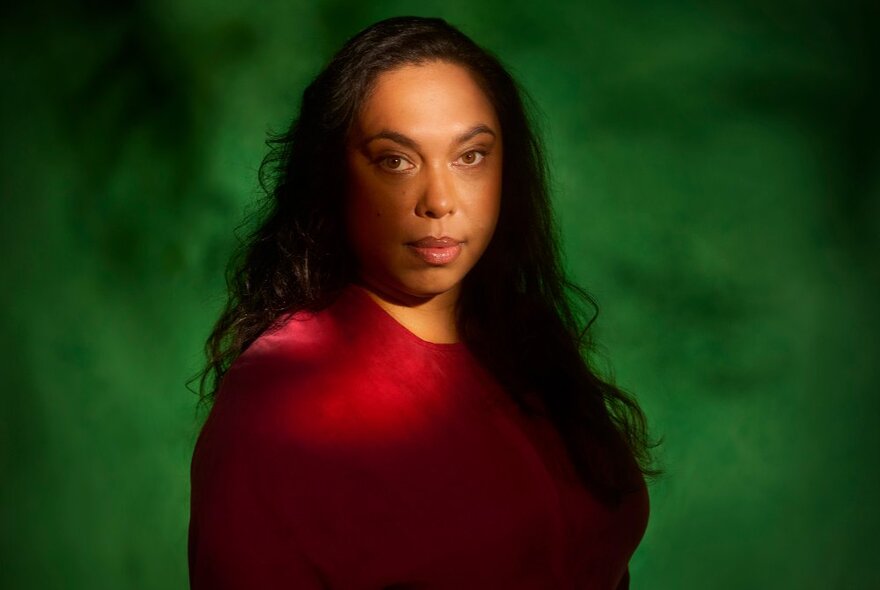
[194,16,658,504]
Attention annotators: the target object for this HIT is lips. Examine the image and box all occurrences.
[406,236,463,265]
[408,236,461,248]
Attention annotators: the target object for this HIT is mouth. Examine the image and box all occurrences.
[406,236,463,266]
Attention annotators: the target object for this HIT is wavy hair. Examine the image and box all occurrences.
[194,15,658,504]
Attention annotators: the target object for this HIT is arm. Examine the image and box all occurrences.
[189,533,327,590]
[188,424,331,590]
[187,361,337,589]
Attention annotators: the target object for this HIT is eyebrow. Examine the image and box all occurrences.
[360,124,497,151]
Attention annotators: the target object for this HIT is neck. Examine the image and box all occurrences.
[351,280,461,344]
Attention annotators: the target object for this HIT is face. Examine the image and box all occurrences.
[344,60,503,307]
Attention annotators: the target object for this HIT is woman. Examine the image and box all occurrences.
[189,15,655,590]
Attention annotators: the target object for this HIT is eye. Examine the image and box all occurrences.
[378,155,416,172]
[456,150,485,167]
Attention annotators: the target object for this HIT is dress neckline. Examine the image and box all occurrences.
[341,283,469,354]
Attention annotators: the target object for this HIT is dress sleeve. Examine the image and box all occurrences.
[188,360,336,589]
[188,425,331,588]
[188,533,327,590]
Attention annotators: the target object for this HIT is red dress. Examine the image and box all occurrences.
[188,283,649,589]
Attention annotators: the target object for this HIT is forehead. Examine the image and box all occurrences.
[351,61,500,142]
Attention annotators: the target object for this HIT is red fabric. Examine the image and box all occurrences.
[188,283,649,589]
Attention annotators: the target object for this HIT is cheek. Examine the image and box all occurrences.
[345,181,411,250]
[470,173,503,235]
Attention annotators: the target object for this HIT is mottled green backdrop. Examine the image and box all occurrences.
[2,1,878,588]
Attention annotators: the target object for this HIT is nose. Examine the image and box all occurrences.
[415,165,456,219]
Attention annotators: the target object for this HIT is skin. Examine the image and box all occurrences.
[344,61,503,344]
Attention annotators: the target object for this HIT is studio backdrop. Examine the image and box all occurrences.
[1,1,877,588]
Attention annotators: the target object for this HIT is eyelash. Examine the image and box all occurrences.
[376,150,487,173]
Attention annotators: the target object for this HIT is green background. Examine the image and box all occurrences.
[2,0,877,587]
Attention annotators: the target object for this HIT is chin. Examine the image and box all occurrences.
[378,268,465,301]
[400,275,463,298]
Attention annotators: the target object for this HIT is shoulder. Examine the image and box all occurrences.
[190,297,405,581]
[189,314,357,584]
[191,303,367,484]
[191,309,356,519]
[212,311,355,441]
[234,306,343,374]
